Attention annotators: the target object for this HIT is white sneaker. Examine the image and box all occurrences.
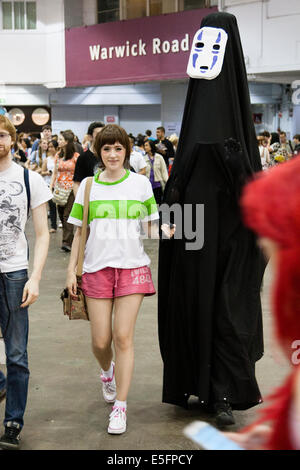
[100,362,117,403]
[108,406,127,434]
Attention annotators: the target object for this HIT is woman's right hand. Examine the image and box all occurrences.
[224,425,272,450]
[66,271,78,299]
[161,223,176,239]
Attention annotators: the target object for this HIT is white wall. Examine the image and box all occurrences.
[52,103,161,140]
[252,103,278,135]
[0,0,65,88]
[221,0,300,75]
[119,105,161,136]
[249,82,282,105]
[219,1,300,137]
[160,81,188,137]
[50,80,284,141]
[50,82,162,137]
[0,85,50,105]
[52,105,105,140]
[49,83,161,106]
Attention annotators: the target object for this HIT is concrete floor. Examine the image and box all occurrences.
[0,220,290,450]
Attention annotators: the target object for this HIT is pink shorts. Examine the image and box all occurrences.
[81,266,156,299]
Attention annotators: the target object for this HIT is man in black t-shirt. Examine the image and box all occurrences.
[73,121,105,196]
[154,126,175,168]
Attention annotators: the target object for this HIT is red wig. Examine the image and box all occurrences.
[240,156,300,449]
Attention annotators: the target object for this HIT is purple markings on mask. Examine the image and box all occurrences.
[193,53,198,68]
[195,32,204,52]
[210,33,221,69]
[197,30,203,41]
[194,30,204,51]
[210,55,218,70]
[212,32,221,54]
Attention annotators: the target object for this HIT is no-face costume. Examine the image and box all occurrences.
[158,13,265,410]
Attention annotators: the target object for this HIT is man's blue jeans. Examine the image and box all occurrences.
[0,269,29,428]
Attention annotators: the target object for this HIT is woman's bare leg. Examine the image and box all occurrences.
[113,294,144,401]
[86,297,114,371]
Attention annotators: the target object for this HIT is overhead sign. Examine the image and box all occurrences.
[65,7,217,87]
[104,115,119,124]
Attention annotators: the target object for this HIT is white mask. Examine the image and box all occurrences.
[187,27,228,80]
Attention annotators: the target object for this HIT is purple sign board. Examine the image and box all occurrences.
[65,7,218,87]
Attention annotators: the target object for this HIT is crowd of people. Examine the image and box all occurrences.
[257,129,300,170]
[0,116,177,449]
[0,109,300,450]
[10,123,178,252]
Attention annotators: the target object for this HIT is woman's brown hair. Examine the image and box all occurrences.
[38,139,48,168]
[94,124,131,169]
[59,130,76,161]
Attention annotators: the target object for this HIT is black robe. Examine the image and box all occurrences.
[158,12,266,410]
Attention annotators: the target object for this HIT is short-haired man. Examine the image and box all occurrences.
[73,121,105,196]
[154,126,175,168]
[129,135,146,175]
[0,116,52,449]
[31,125,52,153]
[145,129,155,141]
[279,131,293,159]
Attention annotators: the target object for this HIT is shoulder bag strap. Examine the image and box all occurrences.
[76,177,93,278]
[23,167,31,218]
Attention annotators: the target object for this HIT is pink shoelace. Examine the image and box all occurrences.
[101,375,114,384]
[100,363,115,383]
[111,406,126,414]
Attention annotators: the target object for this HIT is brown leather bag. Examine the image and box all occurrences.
[61,177,93,321]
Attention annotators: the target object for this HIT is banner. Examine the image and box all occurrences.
[65,7,217,87]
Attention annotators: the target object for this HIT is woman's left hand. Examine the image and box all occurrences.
[161,223,176,239]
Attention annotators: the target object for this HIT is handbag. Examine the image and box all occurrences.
[60,177,93,320]
[52,183,72,206]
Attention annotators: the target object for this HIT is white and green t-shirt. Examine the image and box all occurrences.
[68,170,159,273]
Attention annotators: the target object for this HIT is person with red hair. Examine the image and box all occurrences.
[225,156,300,449]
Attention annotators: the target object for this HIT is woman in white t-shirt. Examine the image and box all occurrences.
[41,140,58,233]
[66,125,174,435]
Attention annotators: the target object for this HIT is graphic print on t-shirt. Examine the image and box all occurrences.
[0,162,52,273]
[0,179,25,261]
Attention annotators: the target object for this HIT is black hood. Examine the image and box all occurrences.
[170,11,261,188]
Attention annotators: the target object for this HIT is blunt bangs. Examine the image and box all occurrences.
[94,125,131,162]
